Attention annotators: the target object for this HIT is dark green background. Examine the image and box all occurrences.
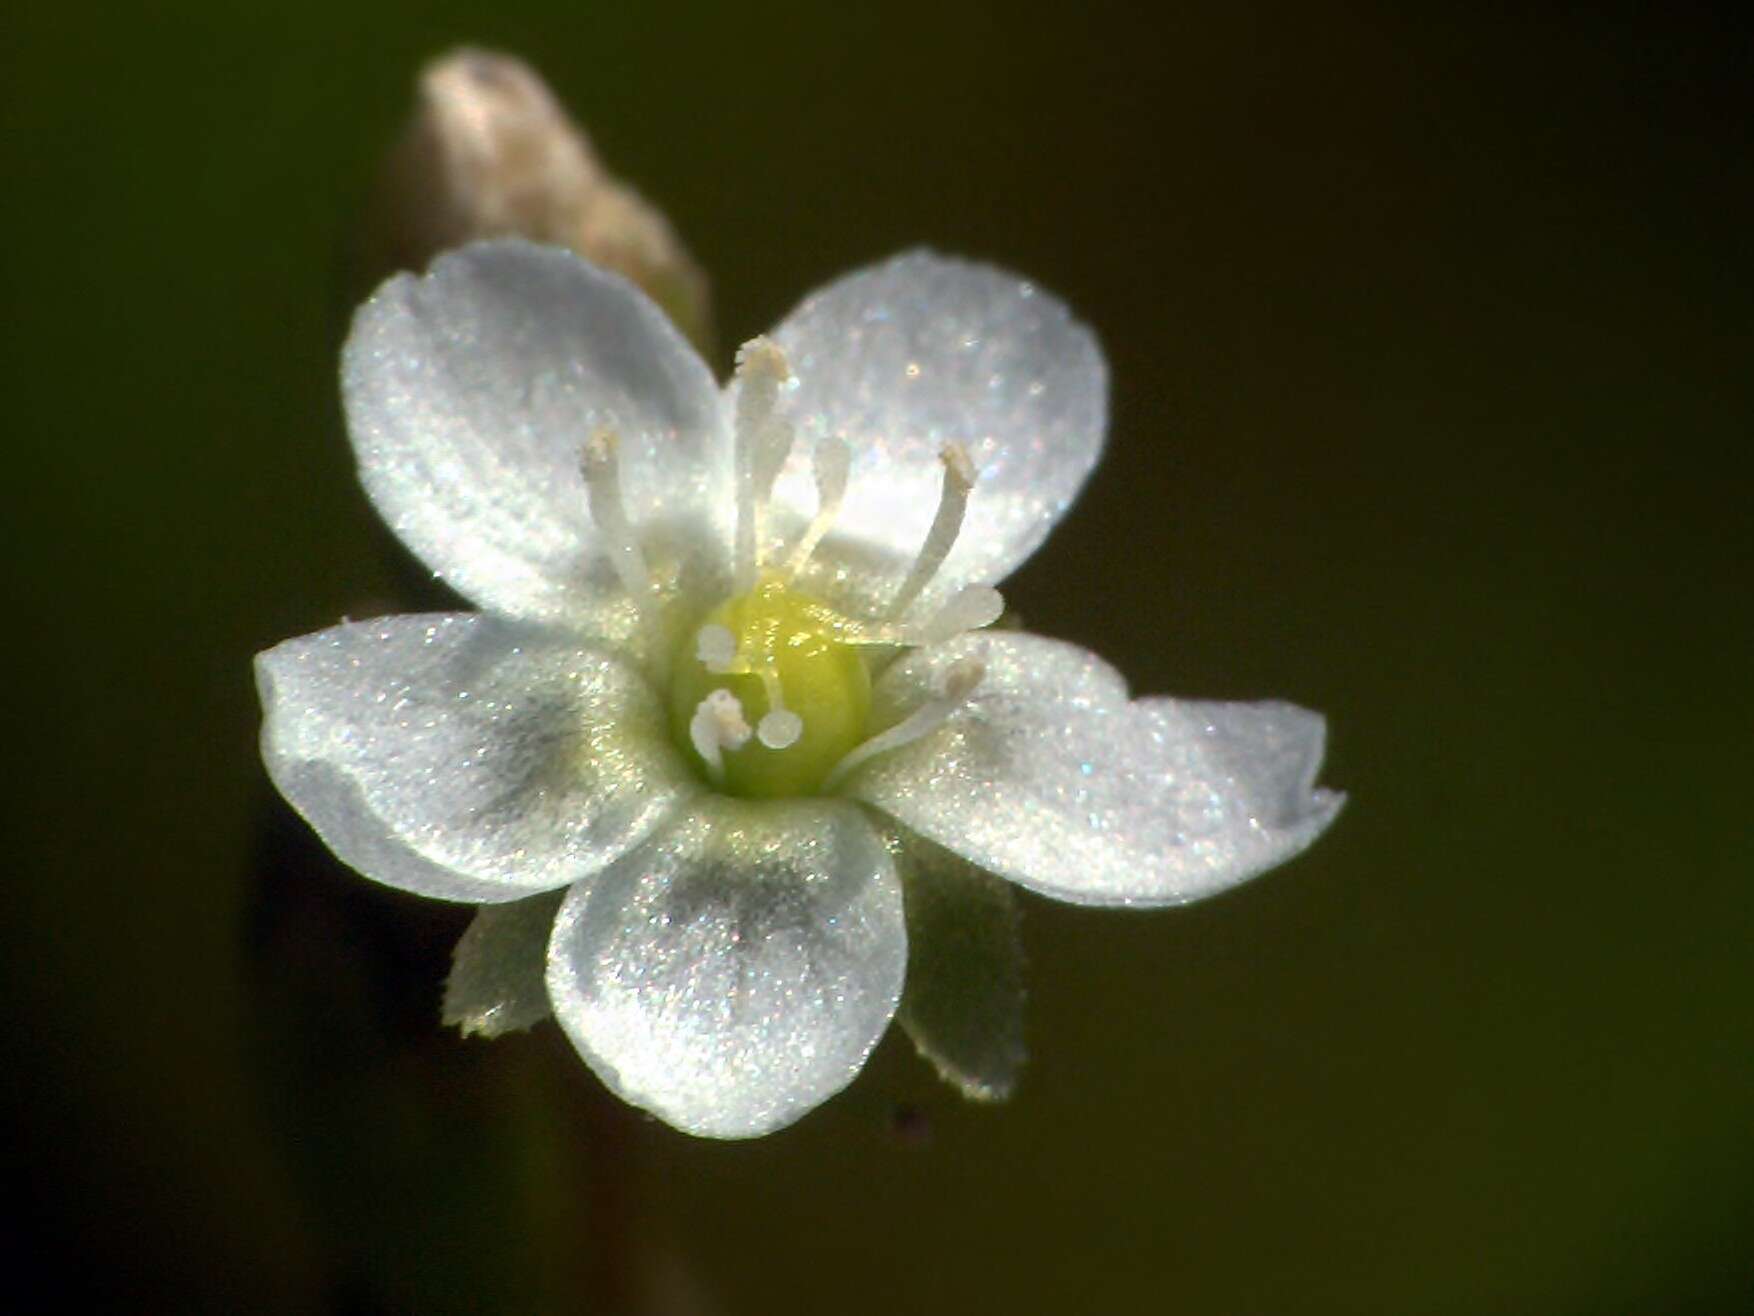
[5,3,1751,1312]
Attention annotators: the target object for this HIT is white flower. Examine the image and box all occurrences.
[256,239,1343,1138]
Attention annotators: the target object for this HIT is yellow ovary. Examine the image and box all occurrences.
[671,575,872,798]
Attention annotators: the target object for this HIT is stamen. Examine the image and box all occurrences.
[828,584,1006,649]
[822,657,985,791]
[695,623,738,673]
[689,688,752,787]
[580,430,653,608]
[781,435,852,580]
[918,585,1005,643]
[888,442,978,619]
[732,337,795,593]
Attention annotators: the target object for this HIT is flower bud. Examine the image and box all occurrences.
[370,46,711,349]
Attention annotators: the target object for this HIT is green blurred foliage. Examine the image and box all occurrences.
[3,2,1751,1312]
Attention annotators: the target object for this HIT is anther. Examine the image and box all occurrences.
[689,688,752,787]
[580,429,653,609]
[781,436,852,580]
[822,656,985,791]
[695,623,738,673]
[733,336,796,593]
[888,442,977,619]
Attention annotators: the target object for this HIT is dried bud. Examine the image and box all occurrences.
[370,47,711,350]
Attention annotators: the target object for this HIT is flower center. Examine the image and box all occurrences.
[669,574,872,798]
[581,334,1002,801]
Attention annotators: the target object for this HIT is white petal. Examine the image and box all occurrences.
[344,239,731,625]
[257,613,697,903]
[890,827,1026,1102]
[759,250,1106,607]
[545,798,905,1138]
[443,890,565,1038]
[845,633,1344,907]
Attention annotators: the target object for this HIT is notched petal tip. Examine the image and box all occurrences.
[847,633,1343,909]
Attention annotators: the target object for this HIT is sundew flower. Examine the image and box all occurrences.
[257,239,1342,1138]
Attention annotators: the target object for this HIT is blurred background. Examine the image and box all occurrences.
[4,3,1751,1312]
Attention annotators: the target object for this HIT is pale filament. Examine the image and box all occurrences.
[914,585,1005,643]
[689,688,752,787]
[752,668,798,748]
[732,337,795,594]
[780,436,852,581]
[580,429,653,610]
[822,656,986,791]
[825,585,1005,650]
[886,442,977,620]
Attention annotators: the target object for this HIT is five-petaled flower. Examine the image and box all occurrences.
[256,239,1343,1137]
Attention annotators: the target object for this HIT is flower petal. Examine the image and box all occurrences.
[443,890,565,1038]
[256,613,696,903]
[762,250,1105,606]
[889,826,1027,1102]
[343,239,731,625]
[545,797,905,1138]
[845,633,1344,907]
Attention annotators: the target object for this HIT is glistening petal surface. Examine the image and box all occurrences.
[545,798,905,1138]
[760,250,1106,606]
[344,239,729,625]
[846,633,1344,907]
[257,613,696,903]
